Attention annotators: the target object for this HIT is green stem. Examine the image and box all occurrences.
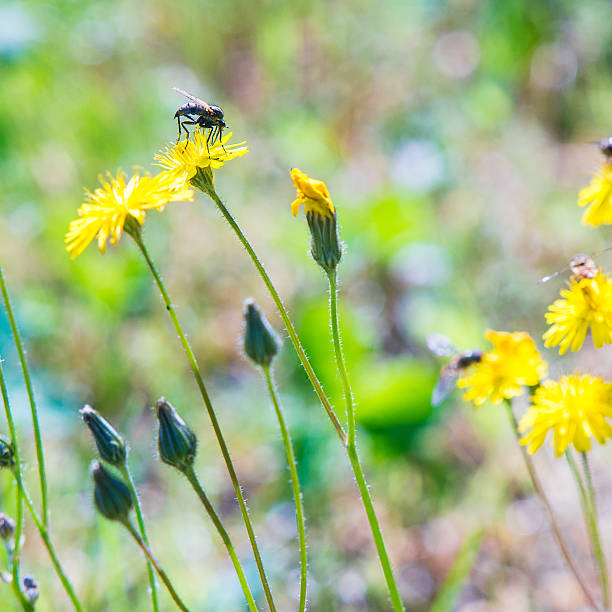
[327,270,404,611]
[262,366,308,612]
[504,401,597,609]
[129,231,276,612]
[567,450,609,609]
[208,191,347,445]
[0,268,48,527]
[122,520,190,612]
[119,464,159,612]
[183,467,258,612]
[19,480,83,611]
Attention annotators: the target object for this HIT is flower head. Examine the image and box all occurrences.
[578,162,612,226]
[290,168,335,218]
[65,170,193,258]
[457,330,548,406]
[543,273,612,354]
[519,374,612,456]
[155,131,248,187]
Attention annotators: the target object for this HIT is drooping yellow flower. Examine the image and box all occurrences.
[290,168,335,218]
[543,273,612,354]
[457,330,548,406]
[65,170,193,258]
[519,374,612,456]
[578,162,612,226]
[154,131,248,186]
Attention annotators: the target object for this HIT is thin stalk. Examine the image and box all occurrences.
[122,520,190,612]
[327,270,404,611]
[0,268,48,527]
[262,366,308,612]
[129,231,276,611]
[119,464,159,612]
[504,401,598,610]
[208,192,347,445]
[0,352,28,610]
[183,466,258,612]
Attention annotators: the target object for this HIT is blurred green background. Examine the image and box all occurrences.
[1,0,612,610]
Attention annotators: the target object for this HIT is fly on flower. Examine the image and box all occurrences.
[598,137,612,158]
[173,87,226,150]
[538,250,612,284]
[426,333,483,407]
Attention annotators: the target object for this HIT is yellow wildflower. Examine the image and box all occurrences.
[155,131,248,186]
[290,168,335,218]
[519,374,612,456]
[65,170,193,258]
[457,330,547,406]
[543,273,612,354]
[578,162,612,226]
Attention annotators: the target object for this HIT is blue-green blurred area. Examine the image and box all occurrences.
[0,0,611,609]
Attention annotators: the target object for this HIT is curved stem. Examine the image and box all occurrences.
[122,520,190,612]
[262,366,308,612]
[208,192,347,445]
[129,231,276,611]
[119,464,159,612]
[504,402,598,609]
[183,467,258,612]
[327,270,404,611]
[0,268,48,527]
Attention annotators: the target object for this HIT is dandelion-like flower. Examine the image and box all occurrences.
[290,168,335,218]
[578,162,612,226]
[65,170,193,258]
[543,273,612,354]
[155,131,248,187]
[457,330,548,406]
[519,374,612,456]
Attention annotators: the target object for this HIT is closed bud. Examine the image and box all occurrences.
[91,462,133,522]
[80,405,126,466]
[22,575,39,605]
[155,398,197,473]
[0,437,14,469]
[243,299,280,367]
[0,514,15,541]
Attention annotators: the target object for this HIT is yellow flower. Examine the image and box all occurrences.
[578,162,612,226]
[65,170,193,258]
[543,273,612,354]
[290,168,335,218]
[154,131,248,186]
[457,330,548,406]
[519,374,612,456]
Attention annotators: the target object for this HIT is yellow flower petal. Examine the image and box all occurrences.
[290,168,335,217]
[578,162,612,226]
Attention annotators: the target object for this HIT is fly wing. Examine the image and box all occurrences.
[431,367,459,407]
[172,87,212,112]
[426,333,456,357]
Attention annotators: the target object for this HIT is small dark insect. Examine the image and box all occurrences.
[538,247,612,284]
[172,87,226,149]
[599,137,612,158]
[426,333,482,407]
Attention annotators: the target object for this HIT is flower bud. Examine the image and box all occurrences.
[80,405,126,466]
[91,462,133,522]
[243,299,280,367]
[306,210,342,274]
[22,575,39,605]
[0,437,14,469]
[0,514,15,541]
[155,398,197,473]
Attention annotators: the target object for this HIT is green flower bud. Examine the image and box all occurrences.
[0,437,14,469]
[155,398,197,473]
[306,210,342,274]
[91,462,133,522]
[80,405,126,466]
[22,575,39,605]
[243,299,280,367]
[0,514,15,541]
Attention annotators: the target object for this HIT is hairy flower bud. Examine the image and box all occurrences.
[22,575,39,605]
[80,405,126,466]
[0,437,14,469]
[155,398,197,473]
[243,299,280,367]
[91,462,133,522]
[0,514,15,541]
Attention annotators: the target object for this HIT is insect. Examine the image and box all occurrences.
[538,248,612,284]
[426,333,483,407]
[172,87,226,149]
[599,137,612,158]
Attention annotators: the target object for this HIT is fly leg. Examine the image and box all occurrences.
[178,119,198,151]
